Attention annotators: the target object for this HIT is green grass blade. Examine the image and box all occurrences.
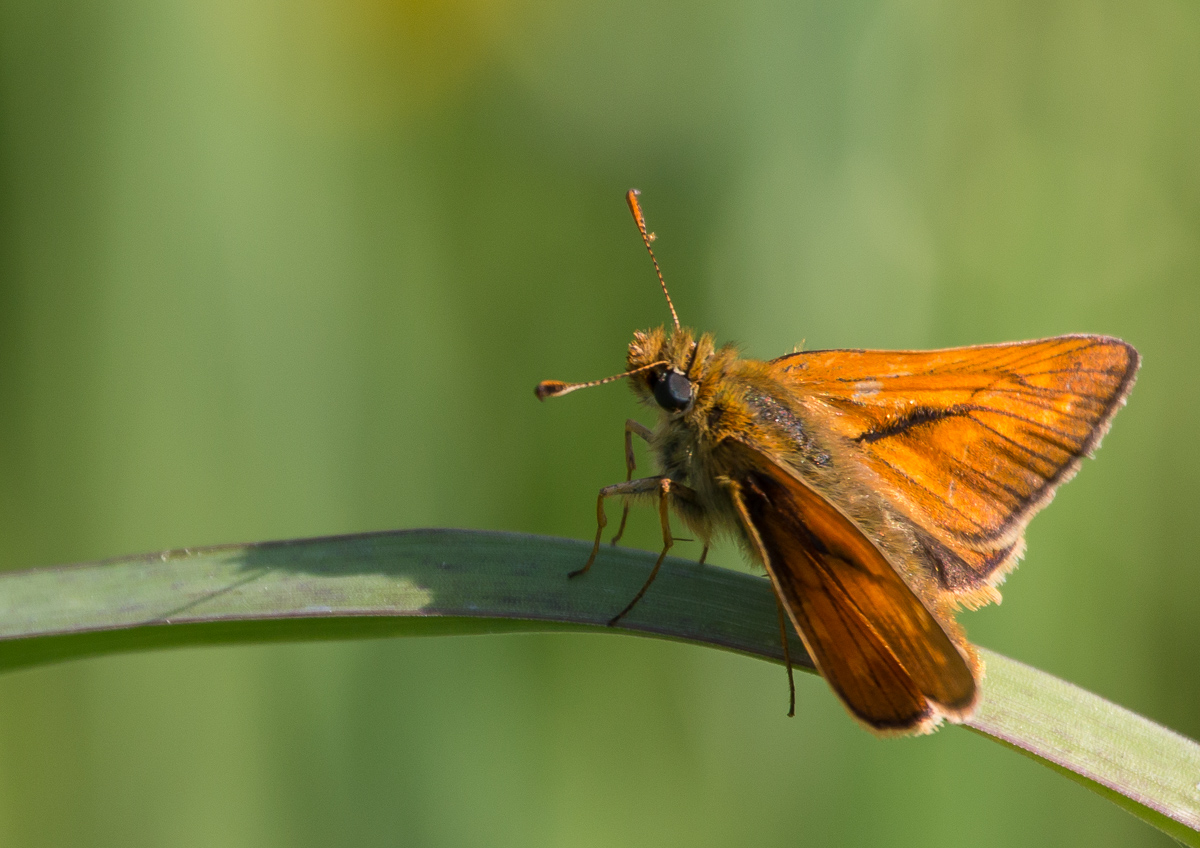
[969,651,1200,844]
[0,528,1196,842]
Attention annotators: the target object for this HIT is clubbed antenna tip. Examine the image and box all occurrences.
[534,361,670,402]
[626,189,680,330]
[535,380,570,400]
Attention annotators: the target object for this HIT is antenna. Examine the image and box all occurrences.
[626,189,680,330]
[535,360,669,401]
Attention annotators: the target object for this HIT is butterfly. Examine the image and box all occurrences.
[537,190,1139,735]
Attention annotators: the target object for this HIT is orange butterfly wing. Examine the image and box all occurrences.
[769,335,1139,598]
[722,440,978,734]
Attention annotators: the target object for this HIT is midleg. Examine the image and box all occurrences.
[569,475,667,580]
[607,477,700,626]
[569,474,704,625]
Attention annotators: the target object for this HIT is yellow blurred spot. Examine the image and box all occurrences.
[205,0,537,131]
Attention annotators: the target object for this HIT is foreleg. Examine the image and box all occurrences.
[610,419,654,546]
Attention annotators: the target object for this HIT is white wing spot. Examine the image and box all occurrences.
[852,380,882,401]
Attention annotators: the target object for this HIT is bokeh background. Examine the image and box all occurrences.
[0,1,1197,845]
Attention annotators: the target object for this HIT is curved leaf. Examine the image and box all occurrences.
[0,529,1196,843]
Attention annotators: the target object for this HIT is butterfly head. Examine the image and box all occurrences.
[534,324,719,415]
[626,326,706,415]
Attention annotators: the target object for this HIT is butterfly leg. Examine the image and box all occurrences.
[774,592,797,717]
[570,475,668,580]
[607,477,701,626]
[610,419,655,547]
[724,479,797,718]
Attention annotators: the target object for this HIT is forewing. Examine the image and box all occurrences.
[770,336,1139,592]
[723,440,978,733]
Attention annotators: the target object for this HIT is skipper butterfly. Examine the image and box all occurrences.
[537,190,1139,735]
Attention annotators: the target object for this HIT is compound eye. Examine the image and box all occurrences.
[652,369,693,412]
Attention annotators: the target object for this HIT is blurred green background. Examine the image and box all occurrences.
[0,0,1196,845]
